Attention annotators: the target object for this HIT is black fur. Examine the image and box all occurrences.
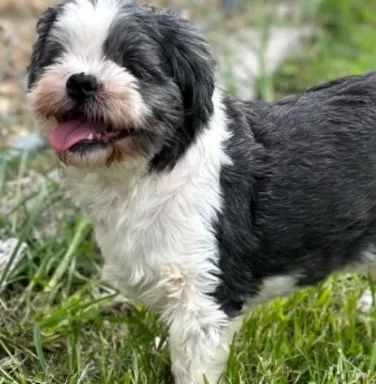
[148,10,215,171]
[27,5,63,89]
[214,72,376,316]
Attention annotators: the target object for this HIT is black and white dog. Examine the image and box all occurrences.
[27,0,376,382]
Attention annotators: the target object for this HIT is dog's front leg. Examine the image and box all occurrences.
[167,312,233,384]
[159,264,243,384]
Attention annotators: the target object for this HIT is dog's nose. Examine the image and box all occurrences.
[66,73,99,100]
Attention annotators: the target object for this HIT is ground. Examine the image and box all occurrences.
[2,0,376,383]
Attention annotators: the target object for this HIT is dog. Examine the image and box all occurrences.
[27,0,376,383]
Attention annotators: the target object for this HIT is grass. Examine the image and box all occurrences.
[1,154,376,384]
[2,0,376,382]
[272,0,376,97]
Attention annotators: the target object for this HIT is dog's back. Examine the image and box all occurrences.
[216,71,376,313]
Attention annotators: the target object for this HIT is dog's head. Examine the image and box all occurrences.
[27,0,215,170]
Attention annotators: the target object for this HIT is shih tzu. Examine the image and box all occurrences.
[27,0,376,383]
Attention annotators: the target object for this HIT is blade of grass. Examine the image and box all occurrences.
[0,159,7,199]
[32,323,47,376]
[11,151,30,232]
[0,188,49,293]
[45,216,91,293]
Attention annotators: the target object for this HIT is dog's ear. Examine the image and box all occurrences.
[162,13,215,131]
[27,5,62,89]
[150,11,216,170]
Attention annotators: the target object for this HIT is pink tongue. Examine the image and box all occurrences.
[48,119,99,152]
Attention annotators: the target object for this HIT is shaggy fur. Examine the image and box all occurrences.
[27,0,376,383]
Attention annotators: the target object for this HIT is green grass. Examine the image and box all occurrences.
[1,154,376,384]
[3,0,376,382]
[270,0,376,98]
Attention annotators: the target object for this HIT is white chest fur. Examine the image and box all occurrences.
[64,92,231,313]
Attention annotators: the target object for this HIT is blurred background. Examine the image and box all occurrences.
[1,0,376,158]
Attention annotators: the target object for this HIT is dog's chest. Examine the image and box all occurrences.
[65,166,222,309]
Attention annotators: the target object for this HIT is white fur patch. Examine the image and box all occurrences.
[362,244,376,265]
[65,89,230,305]
[52,0,148,120]
[52,0,120,57]
[248,274,300,307]
[64,89,233,383]
[30,0,149,138]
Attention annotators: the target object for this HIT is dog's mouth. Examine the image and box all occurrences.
[48,114,139,153]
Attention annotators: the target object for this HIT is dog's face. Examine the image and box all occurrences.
[27,0,215,170]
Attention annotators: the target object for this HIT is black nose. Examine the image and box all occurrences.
[66,73,99,100]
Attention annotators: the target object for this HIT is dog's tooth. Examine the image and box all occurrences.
[87,134,94,140]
